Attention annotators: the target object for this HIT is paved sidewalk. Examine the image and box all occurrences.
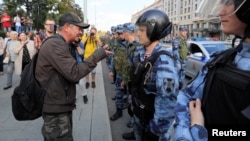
[0,62,112,141]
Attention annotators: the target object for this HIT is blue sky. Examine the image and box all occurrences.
[0,0,154,31]
[75,0,154,31]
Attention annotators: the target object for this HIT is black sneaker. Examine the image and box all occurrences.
[111,96,116,100]
[110,109,122,121]
[85,82,90,89]
[83,95,88,104]
[91,82,96,88]
[122,131,135,140]
[3,85,12,90]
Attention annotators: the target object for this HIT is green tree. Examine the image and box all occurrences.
[57,0,83,19]
[1,0,85,31]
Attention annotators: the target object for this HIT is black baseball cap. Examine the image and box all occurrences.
[59,12,90,28]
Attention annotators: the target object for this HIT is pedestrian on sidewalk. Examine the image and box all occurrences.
[34,18,55,49]
[35,12,112,141]
[1,11,11,32]
[14,32,37,75]
[13,13,21,33]
[81,27,103,89]
[3,31,19,90]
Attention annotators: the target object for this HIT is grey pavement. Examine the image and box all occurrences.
[101,60,134,141]
[0,55,187,141]
[0,62,112,141]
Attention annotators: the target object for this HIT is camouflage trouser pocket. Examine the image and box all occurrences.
[42,112,73,141]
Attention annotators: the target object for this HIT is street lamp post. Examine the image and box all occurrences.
[32,0,40,30]
[32,0,46,31]
[26,0,32,16]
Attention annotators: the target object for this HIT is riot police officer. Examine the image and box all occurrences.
[132,9,179,141]
[109,24,128,121]
[172,25,188,90]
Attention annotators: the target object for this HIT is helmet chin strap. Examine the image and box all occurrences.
[241,25,250,42]
[235,25,250,51]
[232,36,240,48]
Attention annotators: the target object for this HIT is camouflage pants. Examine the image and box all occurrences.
[115,74,125,109]
[179,60,186,83]
[42,112,73,141]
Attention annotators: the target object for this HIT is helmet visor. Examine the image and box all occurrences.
[211,0,247,17]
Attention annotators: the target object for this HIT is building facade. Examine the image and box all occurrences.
[131,0,227,40]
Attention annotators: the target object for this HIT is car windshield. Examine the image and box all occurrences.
[202,43,227,55]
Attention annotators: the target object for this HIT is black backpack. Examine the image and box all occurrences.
[202,46,250,125]
[11,36,58,121]
[132,50,174,121]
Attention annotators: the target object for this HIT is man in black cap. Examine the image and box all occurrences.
[35,12,112,141]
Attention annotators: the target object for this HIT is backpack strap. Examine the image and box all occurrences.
[147,50,173,65]
[43,71,57,90]
[32,53,57,90]
[142,50,174,84]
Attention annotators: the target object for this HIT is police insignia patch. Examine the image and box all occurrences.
[163,78,175,93]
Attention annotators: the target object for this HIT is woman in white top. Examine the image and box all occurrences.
[3,31,19,90]
[14,32,37,75]
[14,14,21,33]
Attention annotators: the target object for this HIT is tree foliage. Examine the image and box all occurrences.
[0,0,84,31]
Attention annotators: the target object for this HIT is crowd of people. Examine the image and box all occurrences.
[0,0,250,140]
[1,11,33,33]
[0,16,55,89]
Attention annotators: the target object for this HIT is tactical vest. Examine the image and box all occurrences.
[202,48,250,127]
[114,41,127,75]
[125,41,140,85]
[178,38,188,60]
[132,51,173,123]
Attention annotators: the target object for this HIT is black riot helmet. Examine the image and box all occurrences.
[135,9,172,42]
[234,0,250,24]
[111,26,117,34]
[233,0,250,42]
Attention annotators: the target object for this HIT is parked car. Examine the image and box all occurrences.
[185,40,229,78]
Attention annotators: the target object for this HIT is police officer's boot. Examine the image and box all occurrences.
[110,108,122,121]
[111,96,116,100]
[122,130,136,140]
